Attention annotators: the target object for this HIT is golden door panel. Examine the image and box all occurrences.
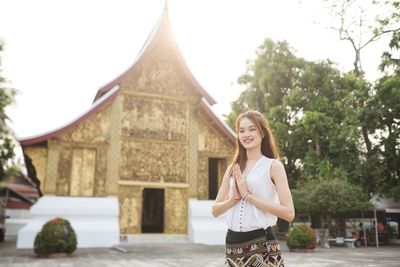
[70,148,96,196]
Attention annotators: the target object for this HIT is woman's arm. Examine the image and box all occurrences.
[245,159,295,222]
[211,164,239,217]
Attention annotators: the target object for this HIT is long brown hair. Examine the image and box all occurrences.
[231,110,280,174]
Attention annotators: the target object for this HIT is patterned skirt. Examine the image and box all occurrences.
[225,227,284,267]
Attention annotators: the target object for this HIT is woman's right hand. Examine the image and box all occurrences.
[232,178,241,201]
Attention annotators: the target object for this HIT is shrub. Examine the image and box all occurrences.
[34,217,77,256]
[286,224,316,250]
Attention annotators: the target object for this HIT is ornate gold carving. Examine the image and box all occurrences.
[56,146,71,195]
[122,97,187,141]
[45,141,60,194]
[120,140,187,183]
[122,90,188,103]
[106,95,123,195]
[197,113,235,155]
[165,188,188,234]
[188,106,198,198]
[118,180,188,188]
[120,54,189,97]
[197,155,208,200]
[70,148,96,196]
[58,105,111,144]
[119,185,142,235]
[20,26,240,235]
[94,145,107,196]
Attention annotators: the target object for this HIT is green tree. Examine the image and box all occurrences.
[227,38,376,226]
[227,39,307,187]
[379,1,400,72]
[293,177,371,236]
[229,38,363,189]
[373,1,400,198]
[319,0,400,167]
[0,41,17,181]
[371,71,400,198]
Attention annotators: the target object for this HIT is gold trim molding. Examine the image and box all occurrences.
[118,180,189,188]
[122,90,197,103]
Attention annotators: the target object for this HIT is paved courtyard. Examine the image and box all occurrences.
[0,237,399,266]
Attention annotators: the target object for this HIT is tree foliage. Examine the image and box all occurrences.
[293,178,371,215]
[0,41,16,180]
[371,71,400,198]
[380,1,400,72]
[229,38,363,190]
[228,35,400,217]
[323,0,400,77]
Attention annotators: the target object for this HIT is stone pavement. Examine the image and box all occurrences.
[0,237,399,266]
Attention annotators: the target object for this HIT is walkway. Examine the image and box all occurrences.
[0,238,399,266]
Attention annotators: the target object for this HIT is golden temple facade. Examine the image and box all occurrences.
[19,5,236,236]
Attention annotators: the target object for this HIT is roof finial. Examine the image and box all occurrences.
[164,0,168,11]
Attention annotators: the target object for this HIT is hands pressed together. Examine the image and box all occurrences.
[232,163,251,201]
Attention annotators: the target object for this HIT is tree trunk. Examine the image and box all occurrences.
[354,49,363,77]
[362,126,372,153]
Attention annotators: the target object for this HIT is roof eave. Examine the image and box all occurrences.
[197,98,236,144]
[19,85,120,146]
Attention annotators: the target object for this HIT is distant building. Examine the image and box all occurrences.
[19,5,235,236]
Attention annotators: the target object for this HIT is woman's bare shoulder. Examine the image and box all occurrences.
[270,159,285,175]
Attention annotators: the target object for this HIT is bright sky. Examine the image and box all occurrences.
[0,0,390,139]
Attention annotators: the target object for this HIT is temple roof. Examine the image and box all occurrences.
[19,4,235,145]
[92,4,216,105]
[19,85,119,145]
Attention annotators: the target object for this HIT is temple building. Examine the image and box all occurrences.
[19,5,236,236]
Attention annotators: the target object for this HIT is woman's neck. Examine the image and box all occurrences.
[246,147,263,161]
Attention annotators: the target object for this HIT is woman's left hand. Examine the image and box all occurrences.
[233,164,250,198]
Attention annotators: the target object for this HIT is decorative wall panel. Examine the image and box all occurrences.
[120,54,189,97]
[122,97,187,141]
[120,140,187,183]
[188,106,198,198]
[56,147,72,195]
[197,114,234,155]
[197,155,208,200]
[119,185,142,235]
[165,188,188,234]
[45,141,61,194]
[70,148,96,196]
[58,105,111,144]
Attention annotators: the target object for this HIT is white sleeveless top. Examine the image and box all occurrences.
[227,156,279,232]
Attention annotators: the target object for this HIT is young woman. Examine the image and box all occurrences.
[212,110,294,267]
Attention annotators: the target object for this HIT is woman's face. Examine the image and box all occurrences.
[238,117,263,150]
